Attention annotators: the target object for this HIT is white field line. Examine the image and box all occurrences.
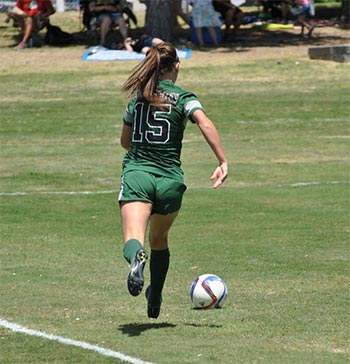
[0,319,156,364]
[0,181,349,197]
[279,180,349,187]
[0,190,119,196]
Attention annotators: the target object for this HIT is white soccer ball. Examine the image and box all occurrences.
[190,274,228,309]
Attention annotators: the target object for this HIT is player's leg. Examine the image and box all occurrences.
[120,201,152,296]
[119,170,158,296]
[121,201,152,249]
[147,211,179,318]
[149,211,178,250]
[146,176,186,317]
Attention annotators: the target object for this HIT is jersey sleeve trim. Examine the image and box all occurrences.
[184,100,204,122]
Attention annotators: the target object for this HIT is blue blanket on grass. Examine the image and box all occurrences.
[82,46,192,61]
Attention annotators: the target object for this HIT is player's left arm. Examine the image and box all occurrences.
[120,123,132,150]
[192,109,228,189]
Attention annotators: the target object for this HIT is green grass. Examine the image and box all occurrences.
[1,14,350,364]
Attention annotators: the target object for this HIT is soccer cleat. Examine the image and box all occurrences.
[127,248,148,296]
[145,285,162,319]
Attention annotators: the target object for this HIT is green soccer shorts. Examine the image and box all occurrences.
[118,170,187,215]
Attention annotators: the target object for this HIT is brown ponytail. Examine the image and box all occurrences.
[121,42,179,105]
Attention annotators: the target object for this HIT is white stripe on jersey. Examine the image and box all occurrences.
[184,100,203,116]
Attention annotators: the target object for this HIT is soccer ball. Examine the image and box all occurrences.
[190,274,228,309]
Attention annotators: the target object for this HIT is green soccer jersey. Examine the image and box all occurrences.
[122,80,204,180]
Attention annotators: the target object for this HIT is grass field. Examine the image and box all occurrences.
[1,11,350,364]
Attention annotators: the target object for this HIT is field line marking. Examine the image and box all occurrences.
[0,318,156,364]
[0,190,119,196]
[278,180,349,187]
[0,181,349,197]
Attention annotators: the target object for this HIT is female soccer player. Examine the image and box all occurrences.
[119,42,228,319]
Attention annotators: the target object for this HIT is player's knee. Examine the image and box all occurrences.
[149,236,168,250]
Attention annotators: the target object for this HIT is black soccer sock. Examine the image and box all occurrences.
[149,248,170,305]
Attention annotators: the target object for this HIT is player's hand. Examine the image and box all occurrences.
[210,162,228,189]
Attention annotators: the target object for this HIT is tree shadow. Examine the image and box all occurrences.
[216,27,348,51]
[1,16,348,51]
[1,4,348,52]
[118,322,177,337]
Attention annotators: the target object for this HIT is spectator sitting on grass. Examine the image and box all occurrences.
[123,35,163,54]
[212,0,244,40]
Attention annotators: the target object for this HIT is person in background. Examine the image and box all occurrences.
[119,42,228,319]
[212,0,244,40]
[291,0,316,36]
[190,0,222,47]
[123,34,163,54]
[258,0,291,23]
[89,0,128,47]
[8,0,55,50]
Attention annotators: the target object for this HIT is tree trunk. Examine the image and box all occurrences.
[143,0,176,41]
[341,0,349,24]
